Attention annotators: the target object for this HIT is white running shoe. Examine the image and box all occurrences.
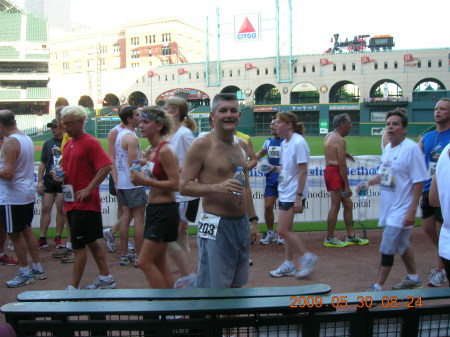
[85,275,116,289]
[103,228,116,253]
[260,231,277,245]
[296,253,318,278]
[269,262,295,277]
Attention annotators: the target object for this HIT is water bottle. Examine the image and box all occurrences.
[233,166,245,196]
[131,160,141,172]
[259,157,269,174]
[359,182,367,200]
[52,164,64,182]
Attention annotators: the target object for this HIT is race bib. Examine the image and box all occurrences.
[197,212,220,240]
[62,184,75,202]
[428,162,437,179]
[268,146,281,159]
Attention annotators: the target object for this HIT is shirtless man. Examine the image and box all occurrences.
[180,93,259,288]
[323,113,368,247]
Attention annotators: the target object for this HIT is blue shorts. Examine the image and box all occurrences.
[195,213,249,288]
[264,172,279,198]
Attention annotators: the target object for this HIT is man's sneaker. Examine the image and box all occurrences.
[392,276,422,290]
[31,267,47,280]
[64,285,78,290]
[54,238,65,248]
[428,269,447,287]
[174,273,196,289]
[269,262,295,277]
[119,253,136,266]
[324,237,348,248]
[296,253,318,278]
[345,234,369,245]
[37,239,48,249]
[128,239,135,253]
[52,247,72,258]
[0,254,19,265]
[277,235,285,245]
[6,271,35,288]
[85,275,116,289]
[103,228,116,253]
[365,285,381,292]
[61,252,74,263]
[260,231,276,245]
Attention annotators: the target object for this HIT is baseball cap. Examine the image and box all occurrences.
[47,119,58,128]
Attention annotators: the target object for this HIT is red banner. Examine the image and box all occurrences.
[245,63,256,70]
[361,56,374,64]
[320,58,332,66]
[178,68,188,75]
[403,54,417,62]
[147,71,156,77]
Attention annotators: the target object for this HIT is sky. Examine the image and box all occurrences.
[15,0,450,59]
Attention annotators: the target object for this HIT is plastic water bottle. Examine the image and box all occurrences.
[259,157,269,174]
[131,160,141,172]
[52,164,64,182]
[359,182,367,200]
[233,166,245,196]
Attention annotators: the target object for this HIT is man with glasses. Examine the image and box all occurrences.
[323,113,368,247]
[60,106,115,290]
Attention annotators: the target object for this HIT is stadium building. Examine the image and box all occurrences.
[0,0,50,115]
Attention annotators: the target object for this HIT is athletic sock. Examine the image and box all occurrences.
[20,266,30,274]
[32,263,42,270]
[66,242,73,251]
[408,274,420,281]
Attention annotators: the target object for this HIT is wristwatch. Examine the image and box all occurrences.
[296,192,303,197]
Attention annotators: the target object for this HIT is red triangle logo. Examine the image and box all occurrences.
[238,17,256,34]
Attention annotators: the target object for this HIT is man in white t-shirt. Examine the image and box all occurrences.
[429,142,450,284]
[361,109,428,291]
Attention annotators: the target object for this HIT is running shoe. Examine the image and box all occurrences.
[52,247,72,258]
[365,285,381,292]
[269,262,295,277]
[323,237,348,248]
[31,267,47,280]
[296,253,318,278]
[427,268,447,287]
[345,234,369,245]
[174,273,196,289]
[64,285,78,290]
[6,271,35,288]
[392,276,422,290]
[61,252,74,263]
[0,254,19,266]
[260,231,276,245]
[85,275,116,289]
[276,235,285,245]
[119,253,136,266]
[37,239,48,249]
[54,237,65,248]
[103,228,116,253]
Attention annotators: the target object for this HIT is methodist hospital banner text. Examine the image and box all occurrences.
[32,156,380,227]
[31,156,382,228]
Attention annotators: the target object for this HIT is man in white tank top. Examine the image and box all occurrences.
[0,110,46,288]
[114,106,146,266]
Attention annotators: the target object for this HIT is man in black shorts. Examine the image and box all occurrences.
[0,110,46,288]
[36,119,65,249]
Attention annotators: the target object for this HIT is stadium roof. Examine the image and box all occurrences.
[0,0,25,14]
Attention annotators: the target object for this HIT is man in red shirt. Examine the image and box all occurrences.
[60,106,115,290]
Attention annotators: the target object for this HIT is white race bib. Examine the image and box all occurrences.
[197,212,220,240]
[62,184,75,202]
[380,166,395,187]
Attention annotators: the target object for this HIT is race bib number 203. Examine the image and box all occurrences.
[197,212,220,240]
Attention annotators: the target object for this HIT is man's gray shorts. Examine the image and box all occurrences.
[380,226,411,255]
[117,187,147,208]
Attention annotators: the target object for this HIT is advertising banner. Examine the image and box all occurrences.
[31,156,382,228]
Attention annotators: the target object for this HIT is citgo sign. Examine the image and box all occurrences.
[234,13,260,41]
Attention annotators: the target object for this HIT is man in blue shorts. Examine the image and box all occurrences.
[256,118,284,244]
